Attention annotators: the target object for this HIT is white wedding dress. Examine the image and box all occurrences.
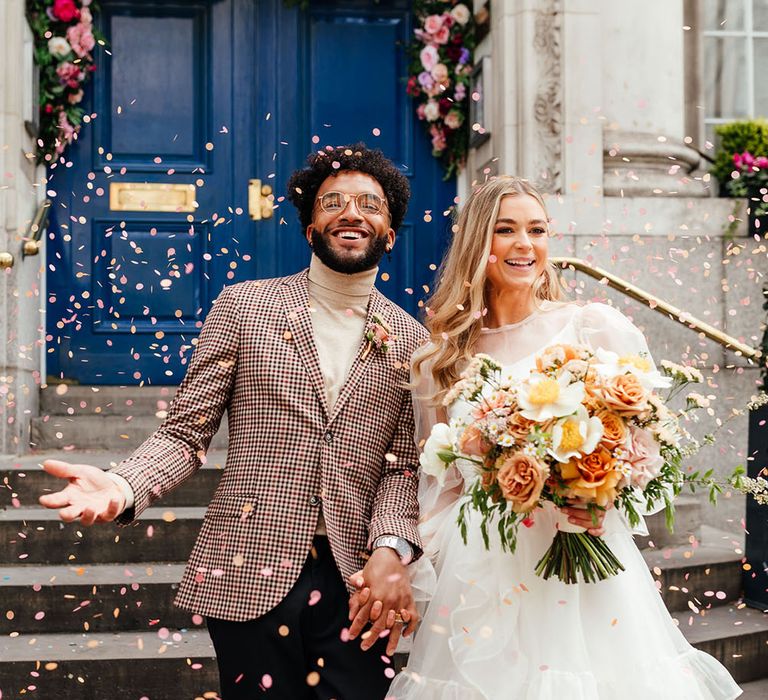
[388,302,741,700]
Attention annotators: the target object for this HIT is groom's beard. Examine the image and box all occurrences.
[310,227,388,274]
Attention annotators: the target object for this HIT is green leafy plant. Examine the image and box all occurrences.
[26,0,105,164]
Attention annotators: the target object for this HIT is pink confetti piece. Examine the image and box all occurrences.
[308,590,322,606]
[262,674,273,688]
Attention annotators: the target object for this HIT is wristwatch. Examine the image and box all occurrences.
[372,535,414,565]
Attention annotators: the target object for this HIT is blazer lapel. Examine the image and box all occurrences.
[328,288,392,425]
[279,271,330,419]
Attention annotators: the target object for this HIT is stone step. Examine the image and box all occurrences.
[0,563,199,635]
[40,385,180,417]
[740,677,768,700]
[0,507,205,565]
[0,630,218,699]
[642,529,744,612]
[672,604,768,683]
[637,494,702,549]
[1,450,225,509]
[30,415,228,451]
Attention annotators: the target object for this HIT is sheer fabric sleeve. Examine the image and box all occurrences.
[576,303,668,530]
[408,345,464,603]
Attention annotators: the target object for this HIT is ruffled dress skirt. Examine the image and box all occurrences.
[387,503,742,700]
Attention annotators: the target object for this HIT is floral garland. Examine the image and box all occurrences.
[26,0,102,164]
[407,1,476,179]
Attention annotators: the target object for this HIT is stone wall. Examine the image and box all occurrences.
[0,0,45,454]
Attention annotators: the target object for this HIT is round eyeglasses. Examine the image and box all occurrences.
[316,191,388,216]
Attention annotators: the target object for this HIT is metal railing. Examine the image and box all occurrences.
[552,256,762,363]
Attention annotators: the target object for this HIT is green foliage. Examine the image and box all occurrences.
[711,119,768,184]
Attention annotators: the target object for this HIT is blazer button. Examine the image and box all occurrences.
[323,431,333,444]
[309,495,321,506]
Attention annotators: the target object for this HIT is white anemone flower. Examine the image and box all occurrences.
[548,405,604,462]
[518,371,585,422]
[593,348,671,390]
[419,423,456,486]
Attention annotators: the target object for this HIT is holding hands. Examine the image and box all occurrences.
[38,459,125,525]
[347,547,419,656]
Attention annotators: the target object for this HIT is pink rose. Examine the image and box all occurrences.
[67,22,96,58]
[416,103,427,120]
[423,14,444,34]
[756,156,768,169]
[420,44,439,72]
[434,26,451,45]
[496,453,548,514]
[53,0,80,23]
[56,62,83,88]
[626,425,664,489]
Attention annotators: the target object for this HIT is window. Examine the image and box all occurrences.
[702,0,768,144]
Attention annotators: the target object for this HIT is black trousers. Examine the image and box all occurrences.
[207,536,394,700]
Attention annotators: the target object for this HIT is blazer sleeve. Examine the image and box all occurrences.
[366,383,423,557]
[110,284,241,522]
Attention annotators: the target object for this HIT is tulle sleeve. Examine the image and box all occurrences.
[408,345,464,603]
[575,302,654,363]
[576,303,668,531]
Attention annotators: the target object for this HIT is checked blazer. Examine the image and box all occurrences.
[112,270,428,621]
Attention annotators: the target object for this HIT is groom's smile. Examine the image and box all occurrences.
[307,171,395,274]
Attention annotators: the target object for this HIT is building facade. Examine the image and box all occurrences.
[1,0,765,536]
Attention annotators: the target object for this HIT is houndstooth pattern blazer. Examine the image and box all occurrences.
[112,270,427,621]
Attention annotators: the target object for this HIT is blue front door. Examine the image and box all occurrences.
[46,0,454,385]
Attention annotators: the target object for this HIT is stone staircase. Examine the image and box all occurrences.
[1,386,767,698]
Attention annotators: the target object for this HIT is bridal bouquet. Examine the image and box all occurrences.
[419,344,729,584]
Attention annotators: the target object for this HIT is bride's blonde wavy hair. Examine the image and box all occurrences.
[414,176,566,404]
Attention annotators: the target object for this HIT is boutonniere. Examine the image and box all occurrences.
[361,313,396,361]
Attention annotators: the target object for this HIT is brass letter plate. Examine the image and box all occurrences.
[110,182,197,213]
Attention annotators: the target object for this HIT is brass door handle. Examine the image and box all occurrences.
[248,179,274,220]
[0,252,14,269]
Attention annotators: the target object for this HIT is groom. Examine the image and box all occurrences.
[39,143,427,699]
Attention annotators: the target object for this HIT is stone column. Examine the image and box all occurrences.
[0,0,45,454]
[599,0,709,197]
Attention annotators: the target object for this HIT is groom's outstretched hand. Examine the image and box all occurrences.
[346,548,418,656]
[38,460,126,525]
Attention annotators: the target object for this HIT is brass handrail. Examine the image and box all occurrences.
[551,256,762,363]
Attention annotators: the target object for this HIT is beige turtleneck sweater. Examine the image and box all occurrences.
[307,255,377,534]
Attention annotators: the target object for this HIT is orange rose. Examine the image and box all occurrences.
[505,411,537,442]
[594,374,649,417]
[559,446,622,507]
[536,344,583,373]
[595,409,628,450]
[496,453,549,514]
[459,423,493,457]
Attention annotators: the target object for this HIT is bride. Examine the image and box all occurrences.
[386,177,741,699]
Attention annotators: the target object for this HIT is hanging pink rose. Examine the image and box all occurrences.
[742,151,755,167]
[430,126,447,152]
[420,44,439,72]
[423,15,444,34]
[434,26,451,45]
[755,156,768,169]
[53,0,80,23]
[56,62,84,88]
[431,63,449,83]
[80,7,93,25]
[416,103,427,120]
[67,22,96,58]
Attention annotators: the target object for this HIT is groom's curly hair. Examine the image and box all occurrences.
[286,143,411,233]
